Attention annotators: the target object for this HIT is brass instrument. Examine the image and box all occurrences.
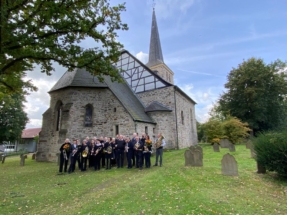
[72,148,78,157]
[91,146,95,156]
[134,142,140,150]
[155,135,164,149]
[63,150,68,160]
[95,147,102,155]
[106,146,112,154]
[82,146,89,158]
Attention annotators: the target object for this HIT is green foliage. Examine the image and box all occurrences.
[203,119,224,144]
[0,0,128,98]
[34,135,39,144]
[0,94,28,142]
[222,116,251,144]
[196,121,205,142]
[203,116,250,144]
[218,58,287,134]
[253,130,287,176]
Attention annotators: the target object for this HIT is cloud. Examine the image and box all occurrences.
[26,119,42,128]
[136,51,149,64]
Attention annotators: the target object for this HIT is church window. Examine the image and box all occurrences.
[55,101,63,131]
[153,128,155,134]
[145,126,148,135]
[114,108,117,112]
[84,104,93,127]
[115,125,119,136]
[181,111,184,125]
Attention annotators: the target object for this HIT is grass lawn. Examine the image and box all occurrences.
[1,144,287,215]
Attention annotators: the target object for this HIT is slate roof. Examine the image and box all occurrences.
[146,9,164,67]
[104,77,155,124]
[145,101,172,112]
[49,67,155,124]
[49,68,107,92]
[22,128,42,139]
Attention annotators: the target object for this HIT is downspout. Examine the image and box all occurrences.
[174,87,179,149]
[134,120,137,134]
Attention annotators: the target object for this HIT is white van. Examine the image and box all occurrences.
[4,145,16,153]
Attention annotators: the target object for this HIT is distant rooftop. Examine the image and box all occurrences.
[22,128,41,139]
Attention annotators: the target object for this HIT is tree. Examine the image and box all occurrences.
[0,0,128,98]
[203,119,224,144]
[222,116,251,144]
[218,58,287,135]
[0,94,28,143]
[196,121,205,142]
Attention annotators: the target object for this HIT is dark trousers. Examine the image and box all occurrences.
[59,154,69,172]
[127,151,133,168]
[155,148,163,166]
[68,155,77,173]
[116,149,124,168]
[95,154,101,170]
[89,155,95,168]
[106,158,111,169]
[136,151,143,169]
[81,157,87,171]
[144,152,151,168]
[101,153,105,167]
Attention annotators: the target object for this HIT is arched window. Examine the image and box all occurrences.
[181,111,184,125]
[55,101,63,131]
[84,104,93,127]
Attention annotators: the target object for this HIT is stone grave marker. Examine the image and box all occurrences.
[220,139,231,148]
[185,145,203,167]
[221,153,238,176]
[1,154,6,164]
[250,147,256,158]
[32,153,36,160]
[257,162,266,174]
[213,143,220,152]
[246,141,251,149]
[20,154,27,166]
[184,150,193,166]
[229,144,236,152]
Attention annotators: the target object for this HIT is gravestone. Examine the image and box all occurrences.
[32,153,36,160]
[257,162,266,174]
[250,147,256,158]
[220,139,231,148]
[185,146,203,167]
[229,144,236,152]
[20,154,27,166]
[246,141,251,149]
[56,153,60,166]
[1,154,6,164]
[221,153,238,176]
[184,150,193,166]
[213,143,220,152]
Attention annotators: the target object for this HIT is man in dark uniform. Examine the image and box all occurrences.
[59,138,71,174]
[134,136,144,170]
[115,135,125,168]
[131,133,137,166]
[126,137,134,169]
[68,139,81,173]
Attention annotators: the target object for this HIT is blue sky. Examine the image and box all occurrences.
[25,0,287,127]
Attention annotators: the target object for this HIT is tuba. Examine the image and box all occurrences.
[82,146,89,158]
[107,146,112,154]
[155,135,164,149]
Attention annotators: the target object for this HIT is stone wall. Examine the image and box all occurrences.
[175,90,198,148]
[137,86,177,148]
[38,87,148,162]
[149,63,174,84]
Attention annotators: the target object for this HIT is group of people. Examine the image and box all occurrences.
[58,133,166,174]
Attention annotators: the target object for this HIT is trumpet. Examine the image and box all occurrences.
[72,148,78,157]
[96,147,102,155]
[63,150,68,160]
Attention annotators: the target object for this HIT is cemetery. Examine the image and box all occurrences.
[1,143,287,214]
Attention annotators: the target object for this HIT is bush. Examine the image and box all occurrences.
[253,130,287,176]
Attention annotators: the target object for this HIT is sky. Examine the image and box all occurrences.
[24,0,287,128]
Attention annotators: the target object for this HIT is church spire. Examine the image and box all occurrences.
[146,8,164,67]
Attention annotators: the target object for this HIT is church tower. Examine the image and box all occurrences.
[146,8,174,84]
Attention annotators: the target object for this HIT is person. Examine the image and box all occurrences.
[134,136,144,170]
[104,137,113,170]
[140,133,146,166]
[68,139,81,173]
[143,145,151,168]
[100,136,106,168]
[131,133,137,166]
[76,139,82,170]
[94,139,102,171]
[89,139,96,168]
[126,137,133,169]
[59,138,71,174]
[154,133,166,167]
[115,135,125,168]
[80,140,89,171]
[111,138,116,167]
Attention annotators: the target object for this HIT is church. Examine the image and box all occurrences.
[37,9,198,162]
